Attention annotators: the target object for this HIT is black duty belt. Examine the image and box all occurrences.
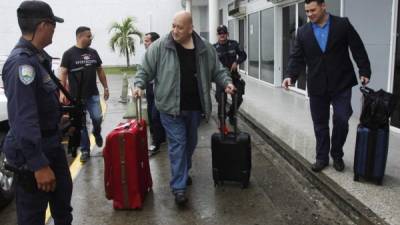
[41,129,58,137]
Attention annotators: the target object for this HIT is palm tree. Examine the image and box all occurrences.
[109,17,143,67]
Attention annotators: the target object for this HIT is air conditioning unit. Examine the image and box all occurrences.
[267,0,286,4]
[228,6,246,17]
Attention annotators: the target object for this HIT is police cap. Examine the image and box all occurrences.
[217,25,228,34]
[17,0,64,23]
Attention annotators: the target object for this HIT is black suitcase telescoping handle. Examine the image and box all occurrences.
[360,85,374,96]
[219,92,226,139]
[233,90,238,136]
[219,90,239,140]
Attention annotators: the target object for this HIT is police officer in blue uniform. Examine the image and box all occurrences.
[1,1,73,224]
[213,25,247,126]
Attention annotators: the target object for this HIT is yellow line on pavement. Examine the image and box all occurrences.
[45,99,107,223]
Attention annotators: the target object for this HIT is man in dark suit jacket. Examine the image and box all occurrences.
[283,0,371,172]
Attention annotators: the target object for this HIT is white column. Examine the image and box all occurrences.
[186,0,192,12]
[209,0,218,43]
[148,12,152,32]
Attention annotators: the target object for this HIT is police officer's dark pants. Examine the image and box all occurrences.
[16,135,73,225]
[309,88,353,163]
[146,85,166,145]
[215,78,244,119]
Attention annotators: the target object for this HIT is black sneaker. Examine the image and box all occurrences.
[333,159,345,172]
[95,136,103,147]
[228,115,236,126]
[80,151,90,163]
[311,161,328,172]
[174,192,188,206]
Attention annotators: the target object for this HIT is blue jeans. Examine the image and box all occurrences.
[80,95,103,152]
[160,111,202,193]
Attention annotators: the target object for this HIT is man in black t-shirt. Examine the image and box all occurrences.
[60,26,109,163]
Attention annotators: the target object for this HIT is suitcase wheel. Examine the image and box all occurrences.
[353,174,360,182]
[376,178,383,185]
[214,180,222,187]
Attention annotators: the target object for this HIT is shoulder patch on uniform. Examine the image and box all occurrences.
[18,65,36,85]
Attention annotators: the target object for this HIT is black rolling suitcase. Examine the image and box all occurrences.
[353,86,396,185]
[211,93,251,188]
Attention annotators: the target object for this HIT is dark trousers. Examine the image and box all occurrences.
[215,76,244,120]
[309,88,353,163]
[146,84,166,145]
[16,135,73,225]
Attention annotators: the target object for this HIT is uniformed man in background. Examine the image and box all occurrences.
[213,25,247,126]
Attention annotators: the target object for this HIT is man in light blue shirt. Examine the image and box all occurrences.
[283,0,371,173]
[312,14,330,52]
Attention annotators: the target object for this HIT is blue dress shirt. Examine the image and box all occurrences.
[312,15,331,52]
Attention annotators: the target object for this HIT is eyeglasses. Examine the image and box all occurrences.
[218,32,227,35]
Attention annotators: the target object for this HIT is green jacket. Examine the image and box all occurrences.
[134,32,232,119]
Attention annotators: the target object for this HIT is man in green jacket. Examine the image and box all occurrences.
[133,11,235,206]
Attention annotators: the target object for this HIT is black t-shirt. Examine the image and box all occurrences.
[175,41,202,111]
[61,46,102,98]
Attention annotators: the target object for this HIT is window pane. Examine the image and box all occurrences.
[219,9,223,25]
[298,3,307,28]
[239,19,246,70]
[260,8,274,83]
[297,2,308,90]
[282,5,296,82]
[228,20,235,37]
[248,12,259,79]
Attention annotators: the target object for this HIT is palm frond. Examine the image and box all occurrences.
[108,16,143,66]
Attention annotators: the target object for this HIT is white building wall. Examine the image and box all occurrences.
[192,6,209,40]
[0,0,182,66]
[343,0,394,115]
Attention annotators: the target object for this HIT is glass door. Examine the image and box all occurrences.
[391,2,400,128]
[282,3,307,92]
[248,12,260,79]
[239,18,246,71]
[282,0,341,93]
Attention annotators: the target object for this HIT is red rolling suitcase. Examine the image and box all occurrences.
[103,97,152,209]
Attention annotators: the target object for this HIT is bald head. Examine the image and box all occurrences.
[172,11,193,44]
[174,11,193,26]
